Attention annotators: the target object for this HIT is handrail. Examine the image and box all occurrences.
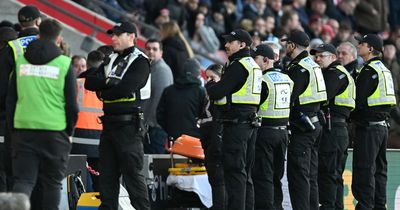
[92,0,159,39]
[39,0,107,34]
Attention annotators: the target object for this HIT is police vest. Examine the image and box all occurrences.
[8,35,37,60]
[366,60,396,106]
[103,48,151,103]
[333,65,356,110]
[215,57,262,105]
[14,55,71,131]
[258,71,293,119]
[298,57,327,105]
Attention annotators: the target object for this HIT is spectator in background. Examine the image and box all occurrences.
[320,24,335,43]
[143,39,173,154]
[279,10,302,36]
[291,0,309,28]
[252,16,267,40]
[97,45,114,58]
[327,18,339,35]
[71,55,87,76]
[383,39,400,100]
[267,0,284,29]
[264,15,279,42]
[307,0,327,18]
[333,0,357,30]
[157,58,206,140]
[331,21,353,47]
[354,0,389,34]
[160,21,194,81]
[0,27,17,50]
[185,11,221,60]
[242,0,269,20]
[153,8,170,29]
[337,41,359,78]
[86,50,105,69]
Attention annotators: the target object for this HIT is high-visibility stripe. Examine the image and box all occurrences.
[0,136,3,143]
[72,137,99,146]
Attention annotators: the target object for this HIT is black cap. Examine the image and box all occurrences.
[222,29,252,46]
[253,44,275,59]
[281,30,310,47]
[18,5,40,23]
[355,34,383,52]
[310,43,337,55]
[107,21,137,35]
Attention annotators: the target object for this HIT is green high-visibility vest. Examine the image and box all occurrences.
[366,60,396,106]
[14,55,71,131]
[258,70,294,118]
[298,57,327,105]
[215,57,262,105]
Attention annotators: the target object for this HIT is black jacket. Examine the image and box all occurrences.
[286,51,322,119]
[162,36,190,81]
[6,39,78,136]
[344,59,359,79]
[322,60,351,119]
[85,46,150,115]
[0,28,39,129]
[206,48,258,120]
[157,76,206,140]
[352,57,393,123]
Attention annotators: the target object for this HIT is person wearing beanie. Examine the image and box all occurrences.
[252,44,294,210]
[206,28,263,210]
[0,5,41,193]
[157,58,206,140]
[351,34,396,210]
[200,63,226,210]
[281,29,327,210]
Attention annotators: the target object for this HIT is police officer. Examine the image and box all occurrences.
[6,18,78,209]
[352,34,396,210]
[252,44,293,210]
[0,5,41,191]
[310,43,355,210]
[281,30,327,210]
[85,21,150,210]
[206,29,262,210]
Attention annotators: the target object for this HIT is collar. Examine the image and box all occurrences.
[325,60,341,70]
[287,50,308,67]
[228,48,251,62]
[365,57,381,65]
[117,46,135,57]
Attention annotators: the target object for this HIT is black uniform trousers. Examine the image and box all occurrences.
[352,123,388,210]
[98,119,150,210]
[318,123,349,210]
[222,122,257,210]
[0,120,12,192]
[253,127,288,210]
[287,122,322,210]
[11,130,71,210]
[200,120,226,210]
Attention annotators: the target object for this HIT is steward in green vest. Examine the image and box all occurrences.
[281,29,327,210]
[206,29,262,210]
[352,34,396,210]
[252,43,293,209]
[311,43,355,210]
[6,18,78,209]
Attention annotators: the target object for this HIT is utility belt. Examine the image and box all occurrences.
[99,111,147,137]
[262,125,287,130]
[354,120,388,128]
[216,113,261,128]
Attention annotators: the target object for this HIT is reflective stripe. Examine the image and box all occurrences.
[334,65,356,109]
[258,71,293,119]
[72,137,99,145]
[76,80,103,113]
[367,60,396,106]
[0,136,3,143]
[298,57,327,104]
[103,97,136,103]
[215,57,262,105]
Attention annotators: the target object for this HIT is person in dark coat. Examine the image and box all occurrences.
[157,58,206,140]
